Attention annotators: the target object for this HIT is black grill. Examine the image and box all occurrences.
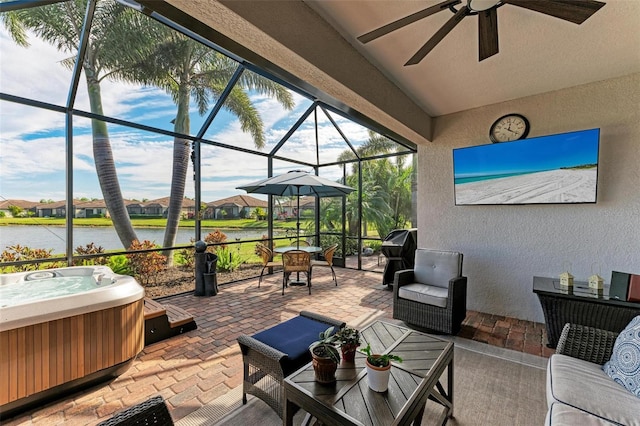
[380,228,417,287]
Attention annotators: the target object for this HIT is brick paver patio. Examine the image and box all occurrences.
[4,266,553,425]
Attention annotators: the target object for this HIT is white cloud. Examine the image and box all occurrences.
[1,25,400,204]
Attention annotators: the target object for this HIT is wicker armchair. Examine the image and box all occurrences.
[555,323,619,365]
[393,249,467,335]
[310,244,338,285]
[97,396,173,426]
[282,250,311,295]
[237,311,345,419]
[256,244,280,287]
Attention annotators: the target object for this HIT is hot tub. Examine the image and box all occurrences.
[0,266,145,419]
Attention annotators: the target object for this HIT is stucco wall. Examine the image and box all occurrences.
[418,73,640,323]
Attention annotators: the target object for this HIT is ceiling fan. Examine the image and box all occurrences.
[357,0,605,64]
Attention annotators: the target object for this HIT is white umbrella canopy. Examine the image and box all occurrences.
[237,170,355,248]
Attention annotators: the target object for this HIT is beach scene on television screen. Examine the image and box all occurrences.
[454,129,599,205]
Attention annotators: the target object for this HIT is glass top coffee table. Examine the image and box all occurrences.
[283,321,454,425]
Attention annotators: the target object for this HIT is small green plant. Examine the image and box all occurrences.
[177,241,196,269]
[215,247,244,272]
[107,255,131,275]
[309,326,340,364]
[335,327,360,348]
[359,344,403,367]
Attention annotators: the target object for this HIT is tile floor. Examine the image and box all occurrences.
[3,266,554,425]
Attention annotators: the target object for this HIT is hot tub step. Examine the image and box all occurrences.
[144,299,197,346]
[144,298,166,320]
[164,304,195,328]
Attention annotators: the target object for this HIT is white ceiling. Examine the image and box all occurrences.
[305,0,640,117]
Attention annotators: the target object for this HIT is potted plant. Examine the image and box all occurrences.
[335,327,360,363]
[309,326,341,384]
[360,343,403,392]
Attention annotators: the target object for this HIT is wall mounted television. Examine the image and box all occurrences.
[453,128,600,205]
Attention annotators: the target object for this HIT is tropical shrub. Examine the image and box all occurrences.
[204,230,228,252]
[253,207,266,220]
[8,205,23,217]
[0,244,63,272]
[126,240,166,285]
[73,242,107,265]
[319,235,359,256]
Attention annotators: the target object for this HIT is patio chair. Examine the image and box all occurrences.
[237,311,345,419]
[282,250,311,295]
[257,243,280,287]
[393,249,467,334]
[310,244,338,285]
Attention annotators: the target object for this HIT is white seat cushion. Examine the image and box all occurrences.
[413,249,462,289]
[398,283,448,308]
[547,354,640,425]
[545,402,616,425]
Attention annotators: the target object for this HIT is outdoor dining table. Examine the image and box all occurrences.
[273,246,322,286]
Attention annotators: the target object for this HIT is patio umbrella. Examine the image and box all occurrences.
[237,170,355,248]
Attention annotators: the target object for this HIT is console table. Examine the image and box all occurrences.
[533,276,640,348]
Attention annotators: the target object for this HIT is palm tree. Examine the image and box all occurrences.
[4,1,294,265]
[127,26,294,263]
[2,0,148,249]
[336,131,413,238]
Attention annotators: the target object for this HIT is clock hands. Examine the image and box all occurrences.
[490,114,529,143]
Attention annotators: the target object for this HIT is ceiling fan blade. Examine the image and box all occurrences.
[358,0,461,44]
[478,7,498,61]
[405,5,469,66]
[503,0,605,25]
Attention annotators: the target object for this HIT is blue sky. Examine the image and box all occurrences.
[0,27,375,203]
[453,128,600,178]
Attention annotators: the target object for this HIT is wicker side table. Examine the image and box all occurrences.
[533,276,640,348]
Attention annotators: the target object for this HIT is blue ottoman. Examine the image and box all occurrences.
[237,311,345,418]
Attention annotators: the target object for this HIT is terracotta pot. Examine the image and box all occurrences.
[311,348,339,384]
[341,344,359,363]
[365,356,391,392]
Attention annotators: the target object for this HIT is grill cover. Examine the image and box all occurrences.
[381,228,417,286]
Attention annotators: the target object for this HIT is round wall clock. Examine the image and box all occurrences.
[489,113,530,143]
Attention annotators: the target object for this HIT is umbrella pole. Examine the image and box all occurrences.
[290,186,304,286]
[296,186,300,250]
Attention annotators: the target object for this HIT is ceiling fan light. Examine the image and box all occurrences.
[468,0,501,12]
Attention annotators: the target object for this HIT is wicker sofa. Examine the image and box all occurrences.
[546,323,640,425]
